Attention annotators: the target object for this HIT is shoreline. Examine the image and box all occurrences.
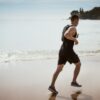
[0,55,100,100]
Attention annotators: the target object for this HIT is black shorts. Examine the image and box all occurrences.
[58,46,80,65]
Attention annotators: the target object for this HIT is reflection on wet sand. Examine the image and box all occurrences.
[71,90,93,100]
[48,91,81,100]
[48,90,93,100]
[71,91,82,100]
[48,93,57,100]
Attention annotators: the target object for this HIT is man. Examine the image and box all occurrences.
[48,15,82,94]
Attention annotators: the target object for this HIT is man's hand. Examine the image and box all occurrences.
[74,39,79,45]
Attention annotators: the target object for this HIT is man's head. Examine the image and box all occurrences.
[70,15,79,26]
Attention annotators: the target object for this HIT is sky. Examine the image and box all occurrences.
[0,0,100,14]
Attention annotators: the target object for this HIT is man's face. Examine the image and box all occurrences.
[72,19,79,26]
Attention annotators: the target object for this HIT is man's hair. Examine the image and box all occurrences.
[70,15,79,21]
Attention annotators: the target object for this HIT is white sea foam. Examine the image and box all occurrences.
[0,50,100,63]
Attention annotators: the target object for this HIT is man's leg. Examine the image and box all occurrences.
[73,62,81,82]
[51,64,64,87]
[71,61,82,87]
[48,64,64,93]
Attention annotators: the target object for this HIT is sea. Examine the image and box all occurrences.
[0,12,100,63]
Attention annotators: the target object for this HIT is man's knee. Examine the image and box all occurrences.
[56,64,64,72]
[75,62,81,67]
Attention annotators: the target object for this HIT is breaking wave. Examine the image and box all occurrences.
[0,50,100,63]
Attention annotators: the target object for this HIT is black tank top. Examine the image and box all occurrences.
[62,25,78,49]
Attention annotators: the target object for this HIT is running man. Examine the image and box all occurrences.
[48,15,82,94]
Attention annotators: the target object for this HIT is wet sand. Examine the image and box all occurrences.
[0,55,100,100]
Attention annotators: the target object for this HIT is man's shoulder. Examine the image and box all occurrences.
[63,25,70,31]
[64,25,70,28]
[63,25,76,30]
[69,26,76,31]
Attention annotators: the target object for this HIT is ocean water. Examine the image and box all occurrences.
[0,13,100,63]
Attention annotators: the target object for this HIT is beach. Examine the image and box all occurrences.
[0,55,100,100]
[0,0,100,100]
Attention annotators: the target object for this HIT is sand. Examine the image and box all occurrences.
[0,55,100,100]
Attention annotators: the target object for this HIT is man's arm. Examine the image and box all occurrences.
[64,27,78,44]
